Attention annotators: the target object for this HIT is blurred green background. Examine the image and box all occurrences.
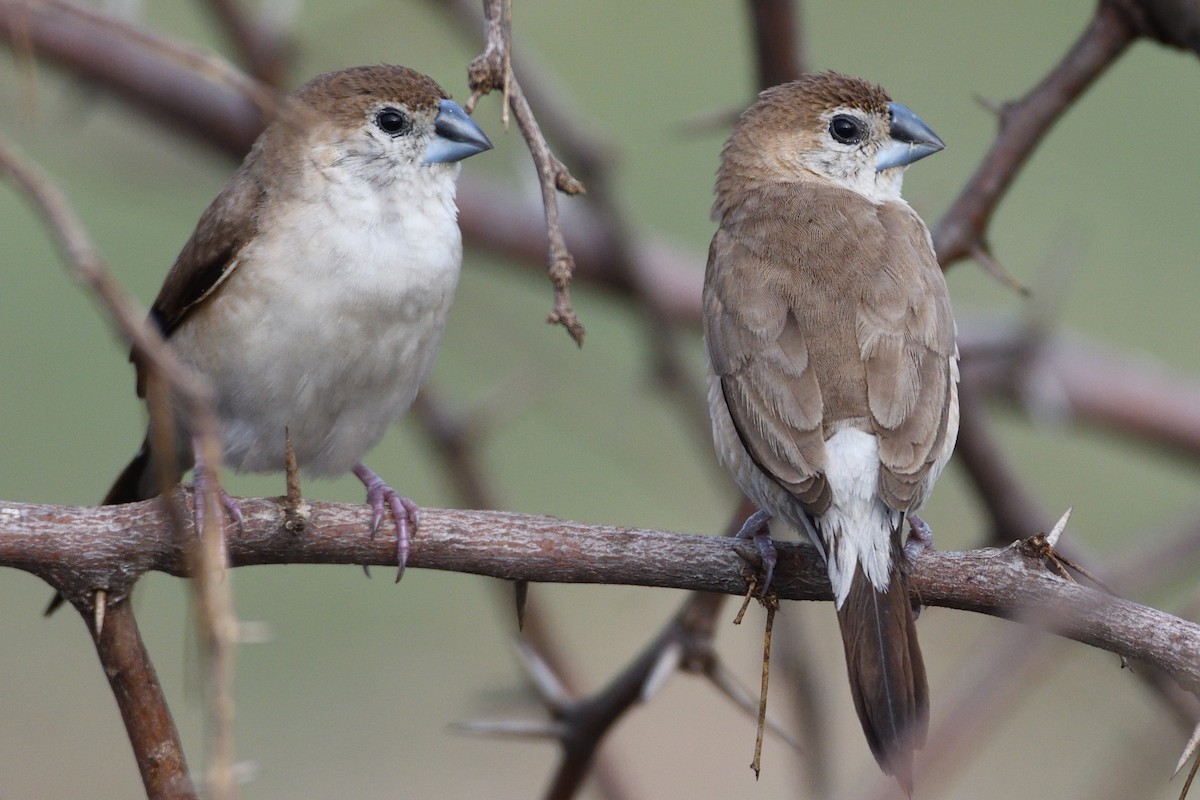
[3,1,1199,797]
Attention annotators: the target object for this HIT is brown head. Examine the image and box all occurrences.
[715,71,943,211]
[253,65,492,189]
[292,65,448,128]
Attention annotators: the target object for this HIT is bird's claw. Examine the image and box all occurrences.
[905,514,934,560]
[904,514,935,619]
[354,464,420,581]
[735,509,777,596]
[192,466,244,535]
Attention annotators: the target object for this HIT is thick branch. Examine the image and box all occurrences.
[4,496,1200,697]
[746,0,804,86]
[0,0,269,152]
[932,1,1140,266]
[960,325,1200,460]
[84,596,196,799]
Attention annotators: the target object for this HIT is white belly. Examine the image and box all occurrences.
[170,171,462,477]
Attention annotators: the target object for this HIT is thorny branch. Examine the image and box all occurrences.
[465,501,772,800]
[411,388,636,800]
[5,0,1200,797]
[501,2,1200,794]
[0,137,236,799]
[464,0,587,345]
[931,1,1141,268]
[5,496,1200,696]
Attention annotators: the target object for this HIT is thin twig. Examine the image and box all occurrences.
[440,0,717,462]
[193,488,238,800]
[750,598,777,778]
[0,136,236,800]
[464,0,587,345]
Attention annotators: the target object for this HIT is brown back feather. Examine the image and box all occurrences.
[704,181,954,517]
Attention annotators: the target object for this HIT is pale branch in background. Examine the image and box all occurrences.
[0,0,278,151]
[931,1,1140,268]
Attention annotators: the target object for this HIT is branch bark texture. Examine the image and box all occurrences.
[4,497,1199,697]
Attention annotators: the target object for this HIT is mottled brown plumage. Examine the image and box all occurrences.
[704,72,956,794]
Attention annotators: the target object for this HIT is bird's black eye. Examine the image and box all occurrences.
[375,108,411,136]
[829,114,865,145]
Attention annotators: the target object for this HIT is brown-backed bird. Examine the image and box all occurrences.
[704,71,957,792]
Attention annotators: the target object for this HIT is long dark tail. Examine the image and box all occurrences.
[102,439,156,505]
[836,563,928,796]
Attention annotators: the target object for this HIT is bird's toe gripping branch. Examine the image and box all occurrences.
[353,463,420,582]
[733,508,778,597]
[904,514,934,560]
[191,459,245,535]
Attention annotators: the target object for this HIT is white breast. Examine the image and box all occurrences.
[172,162,463,477]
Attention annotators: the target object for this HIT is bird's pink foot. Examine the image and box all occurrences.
[905,514,934,619]
[353,463,419,582]
[905,514,934,560]
[192,459,244,535]
[734,508,777,595]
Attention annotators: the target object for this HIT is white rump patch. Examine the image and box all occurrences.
[818,428,901,608]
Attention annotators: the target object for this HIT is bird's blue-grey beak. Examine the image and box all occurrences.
[875,102,945,172]
[423,99,493,165]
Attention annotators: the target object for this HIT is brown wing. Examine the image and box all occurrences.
[151,166,262,336]
[704,188,833,514]
[705,183,954,517]
[134,166,263,397]
[858,201,956,512]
